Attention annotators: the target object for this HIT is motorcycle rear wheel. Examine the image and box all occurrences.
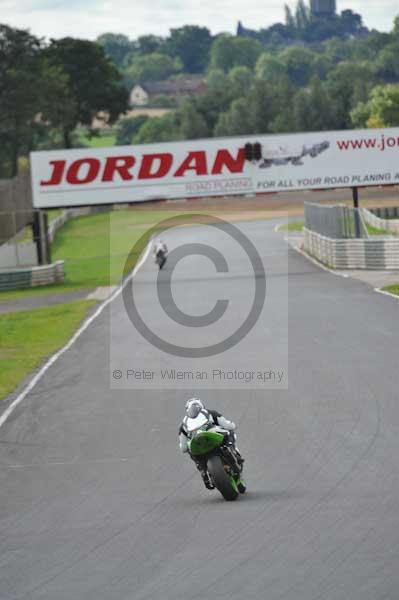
[207,456,239,501]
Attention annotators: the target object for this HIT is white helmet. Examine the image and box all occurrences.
[185,397,204,419]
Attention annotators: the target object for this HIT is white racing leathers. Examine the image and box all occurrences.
[178,409,237,454]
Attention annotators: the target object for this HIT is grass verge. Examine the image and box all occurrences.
[279,221,304,232]
[366,224,392,236]
[0,209,178,301]
[382,284,399,297]
[0,206,278,302]
[0,300,96,401]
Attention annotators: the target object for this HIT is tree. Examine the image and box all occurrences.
[295,0,310,30]
[115,115,149,145]
[178,100,209,139]
[136,35,165,55]
[323,37,353,64]
[375,43,399,82]
[312,54,333,80]
[228,66,253,98]
[214,97,253,136]
[326,61,376,128]
[133,113,180,144]
[96,33,133,68]
[0,25,53,176]
[197,70,234,132]
[284,5,296,29]
[280,46,315,86]
[245,79,286,134]
[255,53,286,81]
[351,85,399,128]
[207,69,230,93]
[209,35,262,72]
[233,37,263,69]
[125,52,182,87]
[340,10,363,35]
[293,78,334,131]
[165,26,212,73]
[45,38,128,148]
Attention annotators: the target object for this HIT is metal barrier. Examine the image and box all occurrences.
[304,203,368,239]
[0,261,65,291]
[362,208,399,235]
[370,206,399,220]
[0,175,33,239]
[0,208,72,269]
[304,229,399,270]
[0,210,38,269]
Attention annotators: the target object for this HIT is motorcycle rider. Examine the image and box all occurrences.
[153,239,168,262]
[179,398,244,490]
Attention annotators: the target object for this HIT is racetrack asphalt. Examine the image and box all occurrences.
[1,219,399,600]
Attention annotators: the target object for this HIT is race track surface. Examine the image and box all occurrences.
[1,219,399,600]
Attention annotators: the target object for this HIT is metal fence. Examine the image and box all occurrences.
[0,175,33,241]
[304,202,368,239]
[0,210,39,269]
[370,206,399,220]
[362,208,399,236]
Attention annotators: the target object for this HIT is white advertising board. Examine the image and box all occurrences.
[30,128,399,208]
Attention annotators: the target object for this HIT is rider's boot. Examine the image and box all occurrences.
[235,447,245,466]
[198,468,215,490]
[237,479,247,494]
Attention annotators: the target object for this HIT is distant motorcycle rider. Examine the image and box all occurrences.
[153,239,168,269]
[153,239,168,257]
[179,398,244,490]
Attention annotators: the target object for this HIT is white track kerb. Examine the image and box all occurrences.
[0,241,153,430]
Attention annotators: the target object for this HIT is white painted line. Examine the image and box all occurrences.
[374,288,399,301]
[0,241,153,430]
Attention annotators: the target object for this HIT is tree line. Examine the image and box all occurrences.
[0,26,127,177]
[112,13,399,145]
[1,3,399,177]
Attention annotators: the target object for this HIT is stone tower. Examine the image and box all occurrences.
[310,0,336,17]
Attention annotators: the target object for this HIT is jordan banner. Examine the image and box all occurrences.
[30,128,399,208]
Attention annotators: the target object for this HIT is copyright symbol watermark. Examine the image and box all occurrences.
[122,214,266,358]
[112,370,123,380]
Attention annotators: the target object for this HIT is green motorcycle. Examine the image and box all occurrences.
[187,418,246,502]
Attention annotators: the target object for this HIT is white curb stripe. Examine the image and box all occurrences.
[0,241,153,430]
[374,288,399,301]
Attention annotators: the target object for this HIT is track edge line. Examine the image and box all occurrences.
[0,241,153,430]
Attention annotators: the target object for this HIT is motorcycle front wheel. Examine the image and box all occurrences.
[207,456,239,501]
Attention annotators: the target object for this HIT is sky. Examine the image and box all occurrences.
[1,0,398,41]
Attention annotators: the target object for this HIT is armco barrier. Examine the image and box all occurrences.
[362,208,399,235]
[48,211,70,243]
[304,229,399,270]
[0,261,65,291]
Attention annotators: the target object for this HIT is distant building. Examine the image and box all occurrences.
[310,0,336,17]
[237,21,245,36]
[129,79,207,107]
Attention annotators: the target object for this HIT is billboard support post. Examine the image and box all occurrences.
[32,210,51,265]
[352,187,361,238]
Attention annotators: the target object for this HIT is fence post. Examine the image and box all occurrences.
[352,187,361,239]
[43,212,51,264]
[32,210,50,265]
[12,211,19,267]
